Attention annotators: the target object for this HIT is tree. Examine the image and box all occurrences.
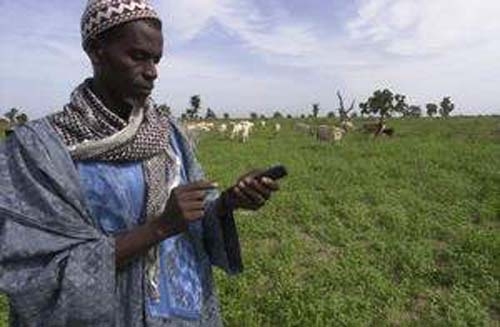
[312,103,320,118]
[4,108,19,124]
[359,89,396,124]
[186,95,201,119]
[286,114,293,119]
[405,105,422,118]
[156,104,171,116]
[250,112,258,120]
[223,113,230,119]
[3,108,29,127]
[359,89,410,123]
[439,97,455,117]
[394,94,409,116]
[327,111,336,118]
[273,111,283,119]
[260,114,266,119]
[426,103,438,117]
[15,113,29,124]
[336,91,354,121]
[205,107,217,120]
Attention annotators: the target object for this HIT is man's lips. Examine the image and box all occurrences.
[136,85,154,95]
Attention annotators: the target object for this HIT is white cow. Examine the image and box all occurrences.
[231,121,254,142]
[230,123,243,140]
[241,124,252,143]
[218,123,228,133]
[186,121,211,132]
[333,127,345,142]
[340,120,355,132]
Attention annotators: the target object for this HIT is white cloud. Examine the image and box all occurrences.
[348,0,500,56]
[156,0,319,59]
[154,0,218,41]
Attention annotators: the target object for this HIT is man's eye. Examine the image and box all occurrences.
[132,53,146,60]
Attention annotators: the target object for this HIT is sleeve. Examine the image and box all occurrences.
[201,196,243,275]
[0,120,116,326]
[0,218,116,326]
[168,118,243,274]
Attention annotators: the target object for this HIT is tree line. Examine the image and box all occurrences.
[1,89,456,135]
[158,89,455,122]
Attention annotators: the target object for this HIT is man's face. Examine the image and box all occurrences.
[94,20,163,105]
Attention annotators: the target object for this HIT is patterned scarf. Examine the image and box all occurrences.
[49,79,175,301]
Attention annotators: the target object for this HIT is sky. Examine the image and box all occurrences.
[1,0,500,118]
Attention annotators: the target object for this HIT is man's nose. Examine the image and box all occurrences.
[143,61,158,81]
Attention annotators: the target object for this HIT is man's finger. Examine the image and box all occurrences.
[185,209,205,221]
[180,190,209,201]
[247,179,272,200]
[233,186,253,205]
[181,180,219,191]
[259,177,280,191]
[238,181,266,204]
[184,201,206,211]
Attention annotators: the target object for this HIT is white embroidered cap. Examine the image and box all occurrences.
[81,0,161,47]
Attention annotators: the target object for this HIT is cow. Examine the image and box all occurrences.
[218,123,228,133]
[363,122,395,137]
[316,125,333,142]
[340,120,355,132]
[231,121,254,142]
[316,125,345,142]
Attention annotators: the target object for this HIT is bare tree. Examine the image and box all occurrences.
[337,91,355,122]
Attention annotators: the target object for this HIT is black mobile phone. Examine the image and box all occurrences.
[257,164,288,180]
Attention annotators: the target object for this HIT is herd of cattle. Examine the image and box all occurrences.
[1,116,392,145]
[182,119,393,147]
[184,120,281,143]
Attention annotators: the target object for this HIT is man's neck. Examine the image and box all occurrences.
[90,79,133,121]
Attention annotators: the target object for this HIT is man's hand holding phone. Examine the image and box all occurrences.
[221,165,287,212]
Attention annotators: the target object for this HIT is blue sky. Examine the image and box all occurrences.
[1,0,500,118]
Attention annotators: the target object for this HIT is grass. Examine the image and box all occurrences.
[1,116,499,326]
[198,117,500,326]
[0,297,6,327]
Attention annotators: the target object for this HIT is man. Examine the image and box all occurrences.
[0,0,281,326]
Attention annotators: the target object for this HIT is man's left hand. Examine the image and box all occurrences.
[224,170,280,212]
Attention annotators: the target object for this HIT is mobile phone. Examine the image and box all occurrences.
[257,164,288,180]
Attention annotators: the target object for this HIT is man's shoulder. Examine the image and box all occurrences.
[150,106,182,134]
[45,107,70,122]
[10,116,51,133]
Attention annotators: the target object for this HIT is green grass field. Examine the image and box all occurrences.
[1,117,499,326]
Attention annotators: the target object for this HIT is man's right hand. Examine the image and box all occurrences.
[161,180,219,228]
[116,180,218,269]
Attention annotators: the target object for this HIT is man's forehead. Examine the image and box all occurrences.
[116,21,163,46]
[105,20,163,57]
